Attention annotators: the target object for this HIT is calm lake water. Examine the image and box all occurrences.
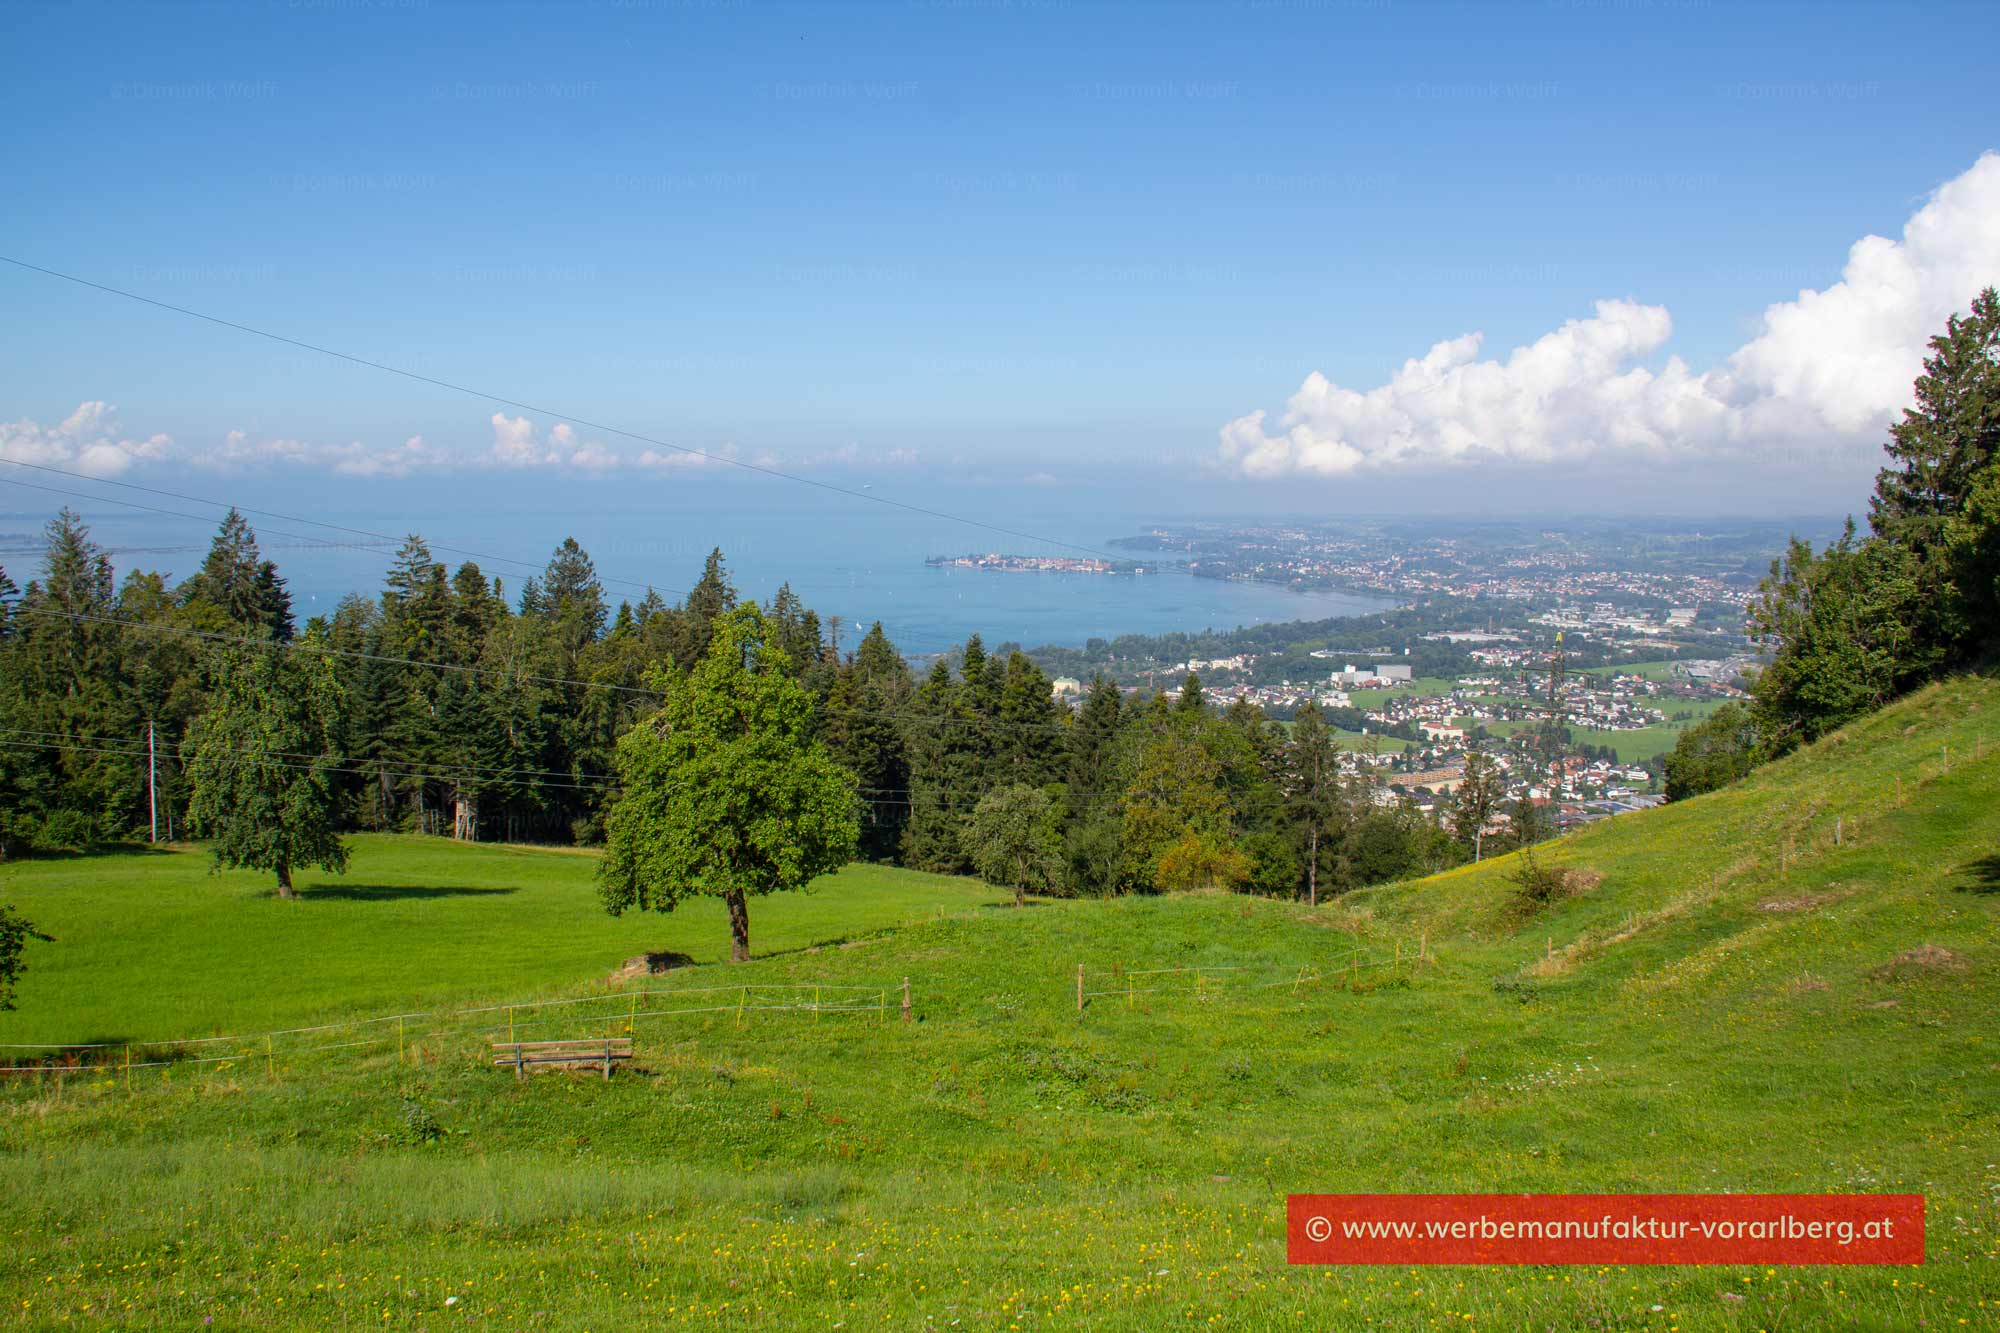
[2,476,1392,655]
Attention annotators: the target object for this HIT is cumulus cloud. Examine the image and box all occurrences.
[488,413,623,470]
[0,401,172,478]
[1219,153,2000,478]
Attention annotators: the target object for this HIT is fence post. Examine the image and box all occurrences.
[901,976,911,1023]
[1835,816,1842,846]
[508,1006,516,1043]
[1076,963,1084,1013]
[814,985,821,1022]
[265,1034,275,1081]
[628,990,638,1035]
[398,1017,405,1066]
[123,1044,131,1093]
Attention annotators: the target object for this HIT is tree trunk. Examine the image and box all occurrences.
[275,863,295,899]
[725,889,750,963]
[1307,825,1318,907]
[1014,882,1025,909]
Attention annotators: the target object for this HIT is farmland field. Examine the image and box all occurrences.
[2,677,1997,1330]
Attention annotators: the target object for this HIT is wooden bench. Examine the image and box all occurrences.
[490,1037,633,1080]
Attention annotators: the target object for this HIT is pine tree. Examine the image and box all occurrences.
[179,509,293,641]
[824,623,911,861]
[1286,701,1343,905]
[1870,287,2000,557]
[676,548,738,667]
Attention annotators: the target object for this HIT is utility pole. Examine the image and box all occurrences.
[147,720,158,844]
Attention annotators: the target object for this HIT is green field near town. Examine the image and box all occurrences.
[2,677,1996,1330]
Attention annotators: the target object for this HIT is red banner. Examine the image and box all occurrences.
[1287,1193,1924,1265]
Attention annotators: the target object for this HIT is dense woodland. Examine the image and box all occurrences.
[0,504,1488,901]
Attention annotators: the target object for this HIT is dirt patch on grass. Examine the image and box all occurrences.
[1869,945,1969,981]
[608,950,695,985]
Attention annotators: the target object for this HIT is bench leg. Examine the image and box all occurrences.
[515,1050,525,1081]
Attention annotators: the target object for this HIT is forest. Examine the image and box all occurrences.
[0,507,1486,900]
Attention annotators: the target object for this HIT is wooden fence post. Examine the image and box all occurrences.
[901,976,911,1023]
[1076,963,1084,1013]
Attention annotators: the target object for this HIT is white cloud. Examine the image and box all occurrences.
[0,401,172,478]
[637,441,740,469]
[1220,152,2000,478]
[191,429,451,477]
[488,413,625,470]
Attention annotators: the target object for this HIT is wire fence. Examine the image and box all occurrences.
[0,976,914,1085]
[0,933,1442,1086]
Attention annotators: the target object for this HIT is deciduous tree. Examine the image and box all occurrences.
[598,605,858,962]
[183,640,350,897]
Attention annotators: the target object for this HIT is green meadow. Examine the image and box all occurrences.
[2,677,1996,1330]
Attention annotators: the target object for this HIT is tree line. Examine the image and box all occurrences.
[1663,287,1999,800]
[0,506,1533,901]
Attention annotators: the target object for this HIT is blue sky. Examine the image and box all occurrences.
[3,0,1996,516]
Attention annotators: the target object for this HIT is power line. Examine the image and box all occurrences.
[0,724,1365,816]
[11,604,1110,737]
[0,474,396,558]
[0,255,1142,566]
[11,605,665,699]
[0,458,690,605]
[0,457,987,655]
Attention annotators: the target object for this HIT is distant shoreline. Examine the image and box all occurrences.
[924,552,1157,575]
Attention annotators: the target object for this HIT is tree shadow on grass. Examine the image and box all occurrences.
[1954,854,2000,894]
[1,841,177,862]
[295,883,519,902]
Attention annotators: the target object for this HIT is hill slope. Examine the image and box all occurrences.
[1,677,1995,1330]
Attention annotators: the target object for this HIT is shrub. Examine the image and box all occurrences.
[32,809,97,852]
[1506,847,1597,918]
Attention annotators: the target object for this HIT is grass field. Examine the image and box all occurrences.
[0,840,999,1046]
[2,677,1997,1329]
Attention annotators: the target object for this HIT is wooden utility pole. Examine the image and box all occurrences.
[147,720,158,844]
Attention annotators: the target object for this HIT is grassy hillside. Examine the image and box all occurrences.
[0,837,1001,1046]
[1,676,1996,1330]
